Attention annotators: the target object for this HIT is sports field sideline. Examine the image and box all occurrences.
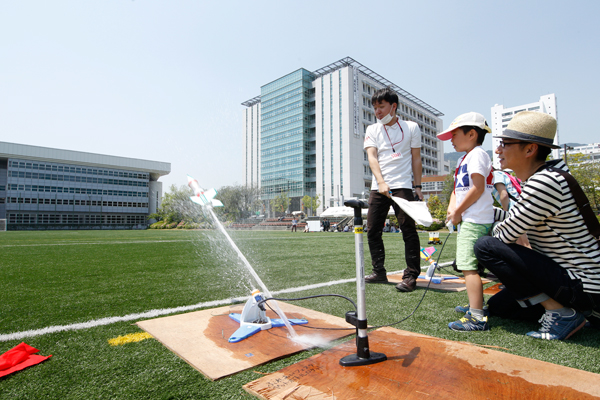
[1,230,598,399]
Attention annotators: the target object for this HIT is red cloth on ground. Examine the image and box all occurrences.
[0,342,52,378]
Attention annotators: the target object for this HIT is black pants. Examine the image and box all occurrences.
[474,236,600,321]
[366,189,420,280]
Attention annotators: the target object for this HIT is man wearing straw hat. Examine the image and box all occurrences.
[474,111,600,340]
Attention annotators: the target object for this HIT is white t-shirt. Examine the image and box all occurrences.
[363,119,421,190]
[454,146,494,224]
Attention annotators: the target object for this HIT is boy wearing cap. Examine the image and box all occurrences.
[475,111,600,340]
[363,87,423,292]
[438,112,494,331]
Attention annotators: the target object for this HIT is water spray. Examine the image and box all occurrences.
[187,175,299,341]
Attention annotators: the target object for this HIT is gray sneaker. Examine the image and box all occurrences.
[455,304,489,316]
[526,309,586,340]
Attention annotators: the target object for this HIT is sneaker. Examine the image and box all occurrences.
[395,277,416,292]
[454,304,489,316]
[364,272,388,284]
[586,309,600,328]
[526,309,586,340]
[448,314,489,332]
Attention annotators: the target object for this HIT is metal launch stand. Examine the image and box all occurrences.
[339,199,387,367]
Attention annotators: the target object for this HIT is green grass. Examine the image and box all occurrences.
[0,229,598,399]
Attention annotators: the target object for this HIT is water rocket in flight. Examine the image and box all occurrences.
[187,175,223,208]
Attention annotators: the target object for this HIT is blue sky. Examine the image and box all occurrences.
[1,1,599,190]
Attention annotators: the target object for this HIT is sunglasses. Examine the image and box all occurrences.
[498,140,524,148]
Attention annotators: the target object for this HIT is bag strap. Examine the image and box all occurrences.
[504,172,522,195]
[547,166,600,240]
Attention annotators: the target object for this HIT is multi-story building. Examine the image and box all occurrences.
[0,141,170,230]
[490,94,559,167]
[558,143,600,162]
[421,175,450,202]
[242,57,444,214]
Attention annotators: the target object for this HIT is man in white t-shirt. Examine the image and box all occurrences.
[363,88,423,292]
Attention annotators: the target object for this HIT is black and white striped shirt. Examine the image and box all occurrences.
[493,160,600,294]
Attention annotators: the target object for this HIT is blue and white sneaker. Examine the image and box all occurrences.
[526,309,586,340]
[454,304,489,316]
[448,314,489,332]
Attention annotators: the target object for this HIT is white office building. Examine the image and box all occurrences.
[0,141,170,230]
[558,143,600,161]
[490,94,559,167]
[242,57,444,214]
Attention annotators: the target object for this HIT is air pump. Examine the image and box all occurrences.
[339,199,387,367]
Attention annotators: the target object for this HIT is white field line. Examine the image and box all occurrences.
[0,240,193,247]
[0,263,453,342]
[0,276,371,342]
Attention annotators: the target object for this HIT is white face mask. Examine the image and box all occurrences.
[376,105,396,125]
[377,113,393,125]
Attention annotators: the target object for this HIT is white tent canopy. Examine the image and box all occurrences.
[319,199,432,227]
[319,206,390,218]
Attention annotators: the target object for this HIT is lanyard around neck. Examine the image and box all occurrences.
[382,120,404,153]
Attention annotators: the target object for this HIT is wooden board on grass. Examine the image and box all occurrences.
[388,273,492,292]
[244,327,600,400]
[136,302,353,381]
[483,282,503,295]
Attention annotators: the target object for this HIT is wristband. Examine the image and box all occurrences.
[414,185,422,188]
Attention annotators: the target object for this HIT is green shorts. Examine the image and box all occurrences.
[456,221,492,271]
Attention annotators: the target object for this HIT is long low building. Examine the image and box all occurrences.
[0,141,170,230]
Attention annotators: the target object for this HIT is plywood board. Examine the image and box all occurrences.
[244,327,600,399]
[136,302,353,381]
[387,273,492,292]
[483,282,504,295]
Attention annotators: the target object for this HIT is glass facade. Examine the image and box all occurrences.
[260,69,315,200]
[243,57,443,214]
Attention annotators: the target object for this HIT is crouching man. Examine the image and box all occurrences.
[475,111,600,340]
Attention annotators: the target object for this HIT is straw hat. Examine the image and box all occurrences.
[437,112,491,141]
[494,111,559,149]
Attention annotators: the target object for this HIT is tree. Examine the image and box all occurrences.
[427,195,446,221]
[566,153,600,213]
[310,194,321,216]
[215,184,261,222]
[301,194,321,216]
[440,173,455,208]
[270,192,290,216]
[156,184,197,224]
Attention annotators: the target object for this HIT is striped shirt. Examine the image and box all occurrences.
[493,159,600,294]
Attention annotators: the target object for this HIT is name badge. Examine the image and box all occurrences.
[391,152,401,159]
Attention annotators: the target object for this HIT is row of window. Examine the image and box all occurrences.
[360,88,438,129]
[5,197,148,208]
[5,184,148,197]
[7,213,147,225]
[501,106,541,118]
[8,171,148,187]
[9,160,148,180]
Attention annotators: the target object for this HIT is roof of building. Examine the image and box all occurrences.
[0,141,171,180]
[241,56,443,117]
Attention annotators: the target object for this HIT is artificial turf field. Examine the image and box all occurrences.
[0,229,599,399]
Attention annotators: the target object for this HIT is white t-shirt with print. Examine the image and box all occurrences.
[363,119,421,190]
[454,146,494,224]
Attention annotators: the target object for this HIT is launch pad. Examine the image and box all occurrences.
[244,327,600,399]
[137,303,600,399]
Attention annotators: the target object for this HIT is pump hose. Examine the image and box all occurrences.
[259,231,454,331]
